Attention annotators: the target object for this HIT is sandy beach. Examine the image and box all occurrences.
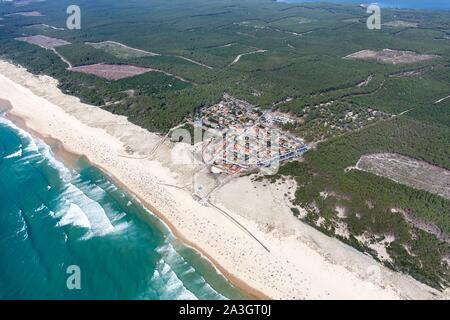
[0,59,448,300]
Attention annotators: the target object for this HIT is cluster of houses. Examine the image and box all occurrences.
[199,95,308,175]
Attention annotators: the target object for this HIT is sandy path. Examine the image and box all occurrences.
[86,40,213,69]
[229,50,267,66]
[173,55,214,69]
[0,60,447,300]
[52,48,73,69]
[89,40,161,57]
[435,94,450,104]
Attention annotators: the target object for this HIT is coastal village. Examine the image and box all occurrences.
[177,93,391,207]
[196,94,309,175]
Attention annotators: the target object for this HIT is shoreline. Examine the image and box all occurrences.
[1,59,447,300]
[4,111,266,300]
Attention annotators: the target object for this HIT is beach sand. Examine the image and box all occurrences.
[0,60,447,300]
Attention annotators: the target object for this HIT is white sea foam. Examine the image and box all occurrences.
[149,243,199,300]
[152,259,198,300]
[1,118,120,240]
[0,117,73,180]
[1,117,226,299]
[61,184,114,238]
[153,242,226,300]
[16,210,29,241]
[110,221,129,234]
[180,266,196,276]
[58,203,91,229]
[13,125,39,154]
[35,204,46,212]
[37,139,72,182]
[109,212,127,226]
[23,139,38,154]
[4,149,22,159]
[0,118,27,158]
[0,117,17,130]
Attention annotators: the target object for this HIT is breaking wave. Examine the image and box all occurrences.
[0,117,242,300]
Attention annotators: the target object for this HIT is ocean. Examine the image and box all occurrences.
[0,115,247,300]
[278,0,450,11]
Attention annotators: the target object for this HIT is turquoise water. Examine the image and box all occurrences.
[0,116,247,300]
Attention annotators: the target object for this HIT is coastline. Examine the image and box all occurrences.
[0,59,447,300]
[4,112,265,300]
